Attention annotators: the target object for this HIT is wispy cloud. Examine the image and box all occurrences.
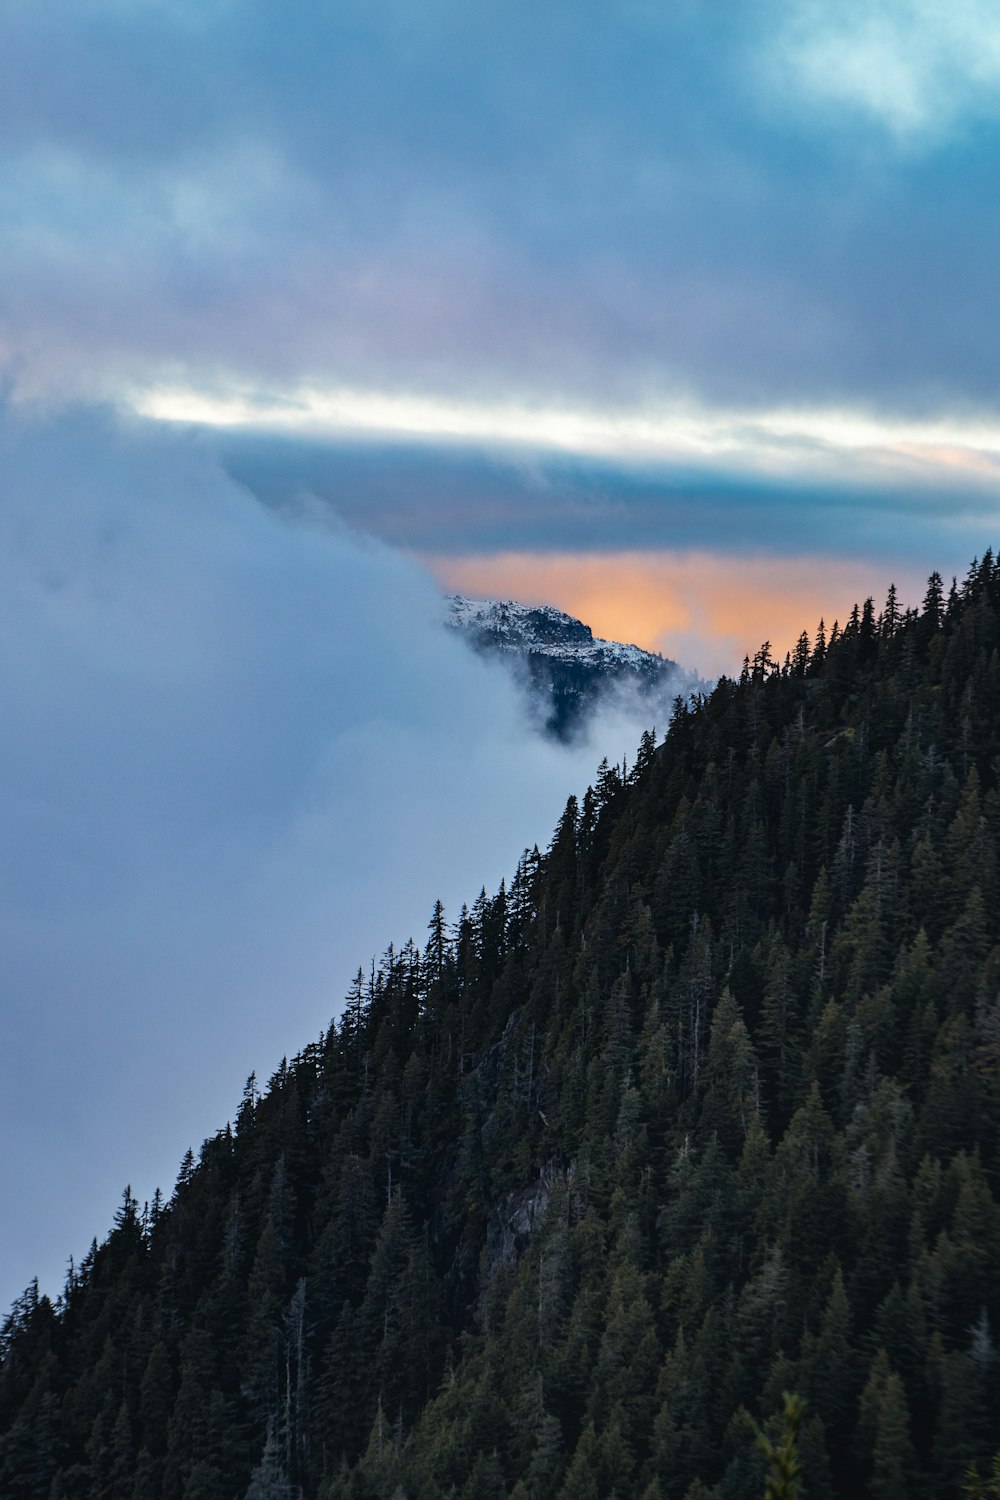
[766,0,1000,139]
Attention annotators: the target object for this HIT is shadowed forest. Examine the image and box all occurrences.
[4,558,1000,1498]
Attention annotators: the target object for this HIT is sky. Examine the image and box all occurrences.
[5,1,1000,646]
[3,0,1000,1306]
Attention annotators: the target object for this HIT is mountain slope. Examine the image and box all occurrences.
[445,595,693,739]
[4,561,1000,1498]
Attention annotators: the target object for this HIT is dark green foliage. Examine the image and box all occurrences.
[5,562,1000,1496]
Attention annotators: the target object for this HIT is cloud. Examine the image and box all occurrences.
[215,430,1000,576]
[133,380,1000,472]
[0,404,657,1312]
[766,0,1000,138]
[3,0,1000,424]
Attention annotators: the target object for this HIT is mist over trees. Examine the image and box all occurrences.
[5,554,1000,1497]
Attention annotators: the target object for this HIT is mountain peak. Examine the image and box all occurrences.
[444,592,690,738]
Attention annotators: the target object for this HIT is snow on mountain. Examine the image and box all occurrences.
[445,595,659,669]
[444,594,694,739]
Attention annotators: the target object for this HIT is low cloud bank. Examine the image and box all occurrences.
[0,407,663,1311]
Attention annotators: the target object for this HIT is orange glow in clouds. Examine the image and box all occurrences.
[427,551,922,679]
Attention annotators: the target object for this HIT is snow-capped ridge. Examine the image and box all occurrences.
[445,594,664,671]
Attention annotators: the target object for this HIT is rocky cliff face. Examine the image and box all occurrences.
[445,594,694,738]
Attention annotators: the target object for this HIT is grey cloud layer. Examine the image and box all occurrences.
[224,432,998,572]
[4,0,1000,410]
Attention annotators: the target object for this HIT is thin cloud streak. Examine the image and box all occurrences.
[133,379,1000,496]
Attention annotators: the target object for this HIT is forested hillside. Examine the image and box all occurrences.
[5,557,1000,1500]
